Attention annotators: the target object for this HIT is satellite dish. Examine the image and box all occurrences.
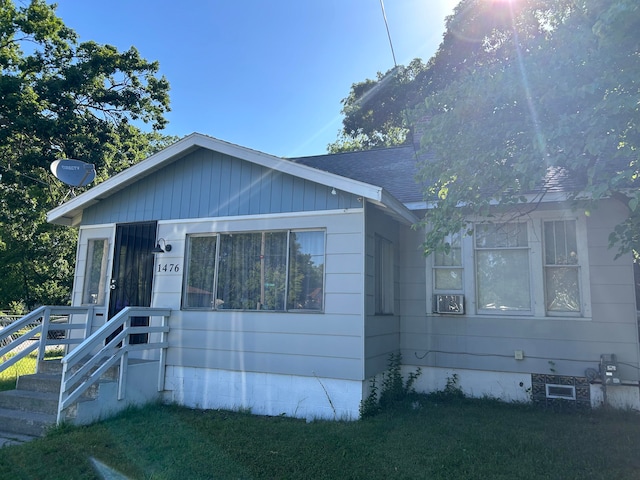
[50,159,96,187]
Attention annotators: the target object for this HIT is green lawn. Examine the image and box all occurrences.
[0,354,37,392]
[0,396,638,479]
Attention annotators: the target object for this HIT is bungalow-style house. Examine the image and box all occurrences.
[2,132,638,431]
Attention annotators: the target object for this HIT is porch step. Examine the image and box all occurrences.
[0,389,59,415]
[0,359,117,440]
[17,373,64,394]
[0,406,56,437]
[37,358,119,381]
[37,359,63,375]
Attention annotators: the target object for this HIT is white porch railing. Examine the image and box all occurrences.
[0,306,95,374]
[57,307,171,424]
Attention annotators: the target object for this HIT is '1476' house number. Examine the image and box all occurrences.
[157,263,180,273]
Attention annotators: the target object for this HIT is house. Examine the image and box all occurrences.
[41,132,639,421]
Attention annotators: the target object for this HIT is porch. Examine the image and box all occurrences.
[0,306,170,442]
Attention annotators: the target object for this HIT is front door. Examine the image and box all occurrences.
[108,222,157,344]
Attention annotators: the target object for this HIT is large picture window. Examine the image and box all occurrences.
[183,230,325,312]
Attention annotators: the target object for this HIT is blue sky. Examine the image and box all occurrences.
[53,1,459,158]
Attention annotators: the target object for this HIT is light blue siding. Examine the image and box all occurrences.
[152,211,367,382]
[81,148,361,225]
[364,205,402,377]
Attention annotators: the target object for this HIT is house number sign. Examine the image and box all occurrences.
[157,263,181,273]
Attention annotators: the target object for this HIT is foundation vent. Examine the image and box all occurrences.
[545,384,576,400]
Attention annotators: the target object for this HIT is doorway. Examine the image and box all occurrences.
[108,222,157,344]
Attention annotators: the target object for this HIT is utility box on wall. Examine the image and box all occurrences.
[600,354,620,385]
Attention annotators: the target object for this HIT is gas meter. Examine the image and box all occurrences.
[600,354,620,385]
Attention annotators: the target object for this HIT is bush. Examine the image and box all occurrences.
[360,353,421,418]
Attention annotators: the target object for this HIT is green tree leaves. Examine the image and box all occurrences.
[415,0,640,257]
[0,0,171,308]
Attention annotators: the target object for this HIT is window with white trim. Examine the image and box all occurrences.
[433,232,463,292]
[543,220,580,313]
[183,230,325,311]
[475,223,531,313]
[429,217,586,317]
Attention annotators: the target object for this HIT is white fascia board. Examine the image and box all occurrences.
[404,191,573,212]
[374,191,420,225]
[47,133,386,225]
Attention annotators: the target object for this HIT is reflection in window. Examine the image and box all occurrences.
[475,223,531,311]
[217,232,287,310]
[184,236,217,308]
[544,220,580,312]
[434,232,462,291]
[183,230,325,312]
[288,231,325,311]
[82,239,109,305]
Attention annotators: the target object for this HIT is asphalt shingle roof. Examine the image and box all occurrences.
[291,145,428,204]
[292,146,581,206]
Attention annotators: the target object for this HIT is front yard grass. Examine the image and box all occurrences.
[0,395,638,479]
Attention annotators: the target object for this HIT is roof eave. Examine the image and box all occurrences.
[47,133,394,225]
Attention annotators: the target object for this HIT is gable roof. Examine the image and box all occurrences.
[47,133,418,226]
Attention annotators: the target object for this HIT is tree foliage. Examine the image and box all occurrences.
[414,0,640,257]
[329,59,429,152]
[330,0,566,153]
[0,0,171,308]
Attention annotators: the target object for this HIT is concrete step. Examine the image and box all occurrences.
[0,389,59,415]
[37,359,63,375]
[0,407,56,437]
[38,358,120,381]
[0,430,38,447]
[16,373,62,394]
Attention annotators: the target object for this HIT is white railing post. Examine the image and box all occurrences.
[57,359,70,424]
[84,305,95,341]
[36,307,51,369]
[55,307,171,425]
[117,314,131,401]
[158,313,169,392]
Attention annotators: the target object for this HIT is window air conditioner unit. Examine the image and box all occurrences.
[433,294,465,314]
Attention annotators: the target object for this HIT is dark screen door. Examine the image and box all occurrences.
[108,222,157,344]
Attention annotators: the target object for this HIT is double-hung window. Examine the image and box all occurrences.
[474,222,531,313]
[543,220,580,313]
[433,232,463,292]
[183,230,325,312]
[431,218,585,317]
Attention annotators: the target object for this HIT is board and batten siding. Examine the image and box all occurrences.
[80,148,361,225]
[399,200,640,382]
[150,210,367,382]
[363,205,402,378]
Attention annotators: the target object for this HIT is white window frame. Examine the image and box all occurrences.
[433,232,464,294]
[427,212,590,318]
[542,219,583,316]
[182,228,326,312]
[474,222,533,315]
[81,238,110,306]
